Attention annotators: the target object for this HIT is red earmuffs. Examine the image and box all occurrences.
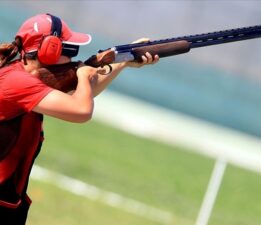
[37,14,62,65]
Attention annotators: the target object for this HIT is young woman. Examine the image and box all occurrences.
[0,13,159,224]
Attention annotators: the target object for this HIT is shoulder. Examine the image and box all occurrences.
[0,61,53,113]
[1,61,38,86]
[1,61,35,90]
[1,61,51,93]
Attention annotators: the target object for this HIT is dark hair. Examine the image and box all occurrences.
[0,37,22,68]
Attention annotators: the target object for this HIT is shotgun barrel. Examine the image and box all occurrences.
[115,25,261,51]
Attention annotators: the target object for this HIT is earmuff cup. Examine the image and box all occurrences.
[37,14,63,65]
[37,36,62,65]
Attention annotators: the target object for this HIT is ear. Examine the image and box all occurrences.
[37,36,62,65]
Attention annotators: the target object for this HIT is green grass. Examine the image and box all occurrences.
[27,180,163,225]
[27,116,261,225]
[210,166,261,225]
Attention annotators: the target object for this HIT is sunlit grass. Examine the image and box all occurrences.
[27,116,261,225]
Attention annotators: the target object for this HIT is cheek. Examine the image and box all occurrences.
[57,56,71,64]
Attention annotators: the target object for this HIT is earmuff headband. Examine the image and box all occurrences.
[47,13,62,37]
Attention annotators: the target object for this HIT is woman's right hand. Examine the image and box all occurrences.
[33,65,97,123]
[77,65,98,86]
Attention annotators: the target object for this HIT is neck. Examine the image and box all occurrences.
[22,58,41,74]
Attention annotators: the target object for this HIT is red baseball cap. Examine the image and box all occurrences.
[16,14,92,53]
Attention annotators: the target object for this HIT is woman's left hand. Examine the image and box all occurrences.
[123,38,160,68]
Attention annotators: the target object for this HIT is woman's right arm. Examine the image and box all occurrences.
[33,66,97,123]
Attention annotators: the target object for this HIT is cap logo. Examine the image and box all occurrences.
[53,31,58,37]
[33,22,39,33]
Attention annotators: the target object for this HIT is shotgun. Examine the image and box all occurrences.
[38,25,261,92]
[84,25,261,67]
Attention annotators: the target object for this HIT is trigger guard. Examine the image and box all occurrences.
[102,64,113,75]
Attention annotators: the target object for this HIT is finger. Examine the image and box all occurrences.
[90,75,98,85]
[97,67,106,74]
[152,54,160,64]
[141,55,148,64]
[145,52,153,64]
[154,54,159,60]
[97,65,112,75]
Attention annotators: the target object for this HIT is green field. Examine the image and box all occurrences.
[27,116,261,225]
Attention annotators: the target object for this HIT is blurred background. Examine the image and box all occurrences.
[1,1,261,225]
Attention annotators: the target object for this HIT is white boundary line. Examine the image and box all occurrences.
[31,165,174,225]
[195,159,227,225]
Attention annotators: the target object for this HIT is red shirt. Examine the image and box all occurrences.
[0,61,53,121]
[0,61,53,197]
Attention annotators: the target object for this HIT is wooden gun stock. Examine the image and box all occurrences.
[37,62,79,92]
[84,49,116,68]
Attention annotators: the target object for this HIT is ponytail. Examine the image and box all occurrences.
[0,37,22,68]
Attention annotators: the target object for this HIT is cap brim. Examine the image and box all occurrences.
[63,32,92,45]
